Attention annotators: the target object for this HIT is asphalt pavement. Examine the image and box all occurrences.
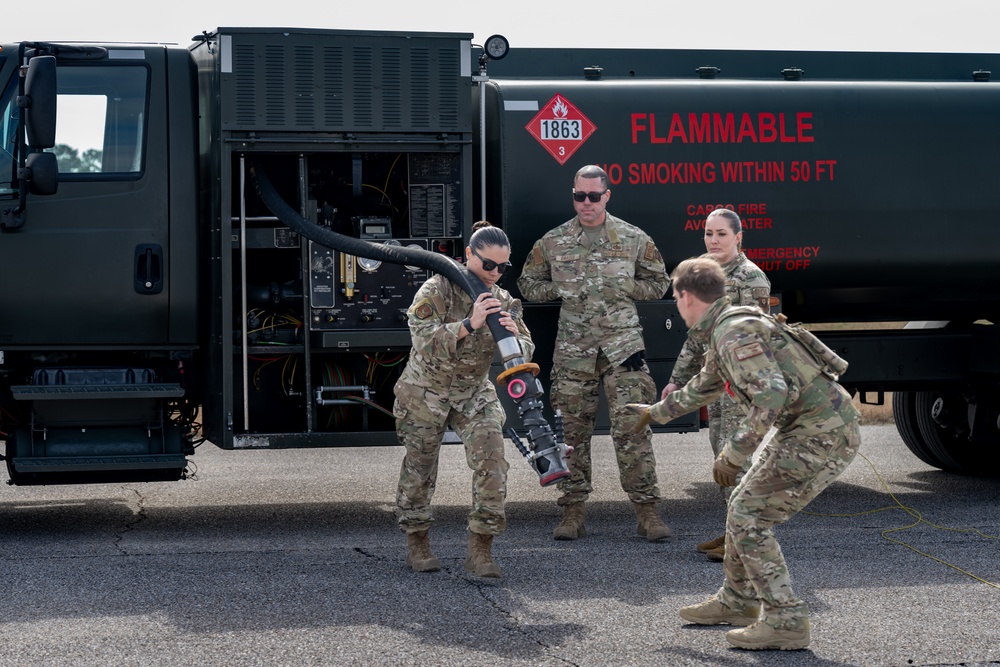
[0,424,998,666]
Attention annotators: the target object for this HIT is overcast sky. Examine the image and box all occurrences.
[10,0,1000,53]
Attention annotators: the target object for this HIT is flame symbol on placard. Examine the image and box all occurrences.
[551,97,569,118]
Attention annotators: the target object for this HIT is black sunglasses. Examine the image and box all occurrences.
[471,247,512,274]
[572,189,607,203]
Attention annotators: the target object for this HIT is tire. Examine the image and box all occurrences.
[892,391,945,469]
[913,389,990,475]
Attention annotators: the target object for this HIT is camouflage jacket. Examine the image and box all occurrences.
[517,212,669,372]
[394,272,534,425]
[650,297,859,465]
[668,253,771,387]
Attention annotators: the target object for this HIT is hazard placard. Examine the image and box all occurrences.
[525,94,596,165]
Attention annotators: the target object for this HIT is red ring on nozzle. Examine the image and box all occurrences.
[539,470,571,487]
[507,378,527,399]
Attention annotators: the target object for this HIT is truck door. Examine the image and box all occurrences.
[0,48,172,346]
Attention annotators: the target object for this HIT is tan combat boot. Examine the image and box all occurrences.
[553,503,586,540]
[706,544,725,562]
[405,530,441,573]
[633,502,673,541]
[464,532,501,578]
[679,596,760,626]
[696,534,726,553]
[725,619,811,650]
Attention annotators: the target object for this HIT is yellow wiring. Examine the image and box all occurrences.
[245,312,301,340]
[251,357,280,390]
[383,154,402,204]
[282,355,297,395]
[363,351,408,389]
[804,451,1000,590]
[362,183,392,205]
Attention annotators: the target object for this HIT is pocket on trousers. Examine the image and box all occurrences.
[615,369,656,405]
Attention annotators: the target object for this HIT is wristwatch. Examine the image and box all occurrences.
[462,318,475,334]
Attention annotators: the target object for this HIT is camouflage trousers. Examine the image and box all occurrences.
[716,419,861,631]
[550,350,660,506]
[395,400,509,536]
[708,393,751,501]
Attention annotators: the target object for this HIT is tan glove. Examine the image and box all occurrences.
[712,455,741,487]
[625,403,653,433]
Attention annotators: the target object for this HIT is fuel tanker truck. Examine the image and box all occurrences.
[0,27,998,487]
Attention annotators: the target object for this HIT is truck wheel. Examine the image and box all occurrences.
[913,390,978,475]
[892,391,945,469]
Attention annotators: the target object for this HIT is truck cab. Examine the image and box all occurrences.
[0,42,200,483]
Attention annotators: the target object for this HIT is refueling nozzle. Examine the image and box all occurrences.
[499,363,572,487]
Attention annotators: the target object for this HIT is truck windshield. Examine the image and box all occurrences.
[50,64,148,175]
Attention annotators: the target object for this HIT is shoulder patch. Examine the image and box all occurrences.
[643,241,661,263]
[413,299,435,320]
[734,341,765,361]
[751,287,771,313]
[531,246,545,265]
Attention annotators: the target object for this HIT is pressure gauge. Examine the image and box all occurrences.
[484,35,509,60]
[379,239,414,272]
[404,243,424,273]
[357,256,382,272]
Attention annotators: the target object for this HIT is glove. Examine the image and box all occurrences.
[712,455,741,487]
[620,350,645,372]
[626,403,653,433]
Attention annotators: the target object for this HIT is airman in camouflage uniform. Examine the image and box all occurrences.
[631,256,860,650]
[517,165,672,542]
[395,223,534,578]
[665,209,771,560]
[669,252,772,462]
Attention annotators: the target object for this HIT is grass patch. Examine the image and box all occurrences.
[855,392,894,425]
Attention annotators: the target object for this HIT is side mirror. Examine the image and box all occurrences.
[23,55,57,149]
[24,151,58,195]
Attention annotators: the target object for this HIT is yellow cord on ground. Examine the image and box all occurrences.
[804,451,1000,590]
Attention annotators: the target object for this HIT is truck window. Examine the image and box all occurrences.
[50,65,148,175]
[0,75,17,195]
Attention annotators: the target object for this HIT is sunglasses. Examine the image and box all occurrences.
[572,189,607,203]
[471,247,512,274]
